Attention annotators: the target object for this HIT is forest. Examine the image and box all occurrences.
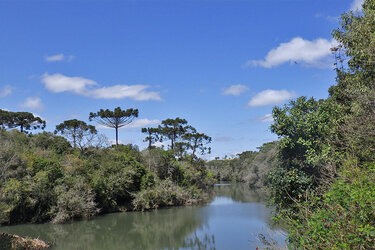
[0,110,214,225]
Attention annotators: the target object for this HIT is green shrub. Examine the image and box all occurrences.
[288,165,375,249]
[51,178,98,224]
[89,152,148,211]
[132,179,200,211]
[0,130,213,224]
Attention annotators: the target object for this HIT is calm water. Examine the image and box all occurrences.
[0,184,287,249]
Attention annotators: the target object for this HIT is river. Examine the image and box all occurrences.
[0,183,287,249]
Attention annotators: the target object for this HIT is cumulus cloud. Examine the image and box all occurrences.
[248,89,294,107]
[41,73,162,101]
[41,73,97,94]
[258,114,274,122]
[222,84,249,96]
[45,54,75,62]
[127,119,160,128]
[21,97,44,111]
[245,37,338,68]
[350,0,364,11]
[0,85,12,97]
[90,85,162,101]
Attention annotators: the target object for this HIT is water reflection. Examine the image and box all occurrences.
[213,183,266,203]
[0,183,286,249]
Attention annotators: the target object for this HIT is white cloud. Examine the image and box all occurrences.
[41,73,97,94]
[248,89,294,107]
[21,97,44,111]
[89,85,162,101]
[222,84,249,96]
[32,113,45,121]
[41,73,162,101]
[127,119,160,128]
[350,0,364,11]
[0,85,12,97]
[45,54,74,62]
[246,37,338,68]
[153,141,169,148]
[258,114,274,122]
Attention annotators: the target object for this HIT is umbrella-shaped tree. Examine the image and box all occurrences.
[89,107,138,146]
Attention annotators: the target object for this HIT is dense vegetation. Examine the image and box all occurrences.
[266,1,375,248]
[0,113,214,225]
[206,141,278,190]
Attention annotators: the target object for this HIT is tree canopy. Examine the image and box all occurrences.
[141,127,160,149]
[0,109,46,133]
[157,117,188,150]
[55,119,97,151]
[183,128,212,159]
[89,107,138,146]
[142,118,211,160]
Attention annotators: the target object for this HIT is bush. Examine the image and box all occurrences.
[0,130,213,224]
[51,178,98,224]
[132,179,201,211]
[89,151,148,211]
[288,164,375,249]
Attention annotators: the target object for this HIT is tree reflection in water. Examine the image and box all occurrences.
[0,183,286,249]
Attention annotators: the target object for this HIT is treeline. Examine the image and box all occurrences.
[0,107,211,160]
[266,1,375,248]
[206,141,278,190]
[0,108,215,225]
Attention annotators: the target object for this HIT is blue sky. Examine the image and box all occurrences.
[0,0,363,159]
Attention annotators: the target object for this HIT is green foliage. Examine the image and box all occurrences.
[156,117,188,150]
[132,179,203,211]
[288,164,375,249]
[206,141,279,189]
[51,177,98,224]
[268,97,336,214]
[0,129,214,225]
[55,119,97,151]
[271,96,332,168]
[141,127,160,149]
[142,118,212,161]
[182,129,212,159]
[267,1,375,248]
[89,151,147,210]
[0,109,46,133]
[30,132,71,154]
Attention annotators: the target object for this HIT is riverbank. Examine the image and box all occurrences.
[0,233,50,249]
[0,183,286,249]
[0,130,214,225]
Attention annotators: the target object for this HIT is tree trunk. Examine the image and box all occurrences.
[115,125,119,146]
[73,127,77,148]
[148,131,152,149]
